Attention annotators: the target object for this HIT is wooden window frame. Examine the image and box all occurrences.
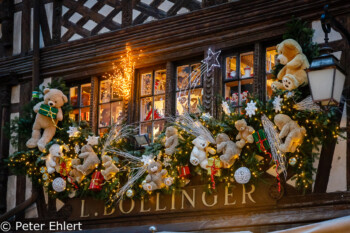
[68,80,92,124]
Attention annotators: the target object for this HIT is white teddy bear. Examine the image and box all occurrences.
[42,144,63,174]
[190,136,216,169]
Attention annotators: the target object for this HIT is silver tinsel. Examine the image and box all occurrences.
[294,96,322,112]
[261,114,287,179]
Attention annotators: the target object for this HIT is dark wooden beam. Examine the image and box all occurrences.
[91,76,99,134]
[52,0,62,44]
[32,0,40,90]
[0,0,15,57]
[121,0,133,28]
[39,0,52,47]
[21,0,31,54]
[253,42,266,101]
[165,61,175,118]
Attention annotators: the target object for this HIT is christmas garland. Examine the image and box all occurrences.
[5,18,342,208]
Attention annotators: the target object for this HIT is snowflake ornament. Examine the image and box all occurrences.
[74,144,80,154]
[67,126,80,137]
[245,100,257,118]
[272,96,283,113]
[86,135,99,146]
[222,101,231,115]
[201,112,212,120]
[141,155,154,166]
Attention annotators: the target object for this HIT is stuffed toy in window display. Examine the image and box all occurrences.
[271,39,310,91]
[26,88,68,151]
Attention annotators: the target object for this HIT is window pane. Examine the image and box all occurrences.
[80,107,90,122]
[99,128,109,137]
[153,120,165,139]
[177,65,190,90]
[189,88,202,113]
[100,80,111,103]
[176,91,189,115]
[141,73,153,96]
[225,81,239,107]
[240,52,254,78]
[81,84,91,106]
[111,101,124,125]
[190,63,202,87]
[99,104,111,128]
[140,122,153,142]
[140,97,153,122]
[154,95,165,119]
[154,70,166,95]
[69,108,79,122]
[70,87,79,107]
[226,56,237,80]
[266,46,278,98]
[240,79,254,105]
[111,86,121,100]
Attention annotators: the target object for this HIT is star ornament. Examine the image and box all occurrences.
[272,95,283,113]
[202,48,221,74]
[86,135,99,146]
[245,100,257,118]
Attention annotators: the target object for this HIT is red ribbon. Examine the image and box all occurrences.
[256,132,281,192]
[59,160,78,190]
[206,159,220,190]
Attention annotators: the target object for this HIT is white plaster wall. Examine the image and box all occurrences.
[6,175,17,212]
[327,104,347,192]
[9,112,19,155]
[25,176,38,218]
[39,77,52,90]
[312,20,342,44]
[11,85,20,104]
[13,11,22,55]
[45,3,53,37]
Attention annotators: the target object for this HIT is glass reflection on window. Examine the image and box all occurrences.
[112,101,124,125]
[177,65,190,90]
[80,84,91,106]
[154,95,165,120]
[153,121,165,139]
[226,56,237,80]
[70,87,79,107]
[99,104,111,128]
[100,80,111,103]
[190,63,202,87]
[240,52,254,78]
[154,70,166,95]
[140,97,153,122]
[141,73,153,96]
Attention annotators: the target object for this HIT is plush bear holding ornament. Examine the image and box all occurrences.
[26,88,68,151]
[41,144,63,174]
[274,114,306,153]
[142,161,172,191]
[235,119,255,149]
[271,39,310,91]
[190,136,216,169]
[216,133,241,168]
[76,145,100,175]
[69,158,84,184]
[164,126,178,156]
[101,155,119,181]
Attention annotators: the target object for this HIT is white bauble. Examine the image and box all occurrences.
[126,189,135,198]
[234,167,251,184]
[52,177,66,192]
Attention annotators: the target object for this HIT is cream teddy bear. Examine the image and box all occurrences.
[142,161,172,191]
[271,39,310,91]
[190,136,216,169]
[235,119,255,148]
[26,88,68,151]
[69,158,85,184]
[42,144,63,174]
[274,114,306,153]
[164,126,179,156]
[76,145,100,175]
[101,156,119,180]
[216,133,242,168]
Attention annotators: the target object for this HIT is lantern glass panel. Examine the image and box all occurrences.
[308,68,334,103]
[333,69,346,104]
